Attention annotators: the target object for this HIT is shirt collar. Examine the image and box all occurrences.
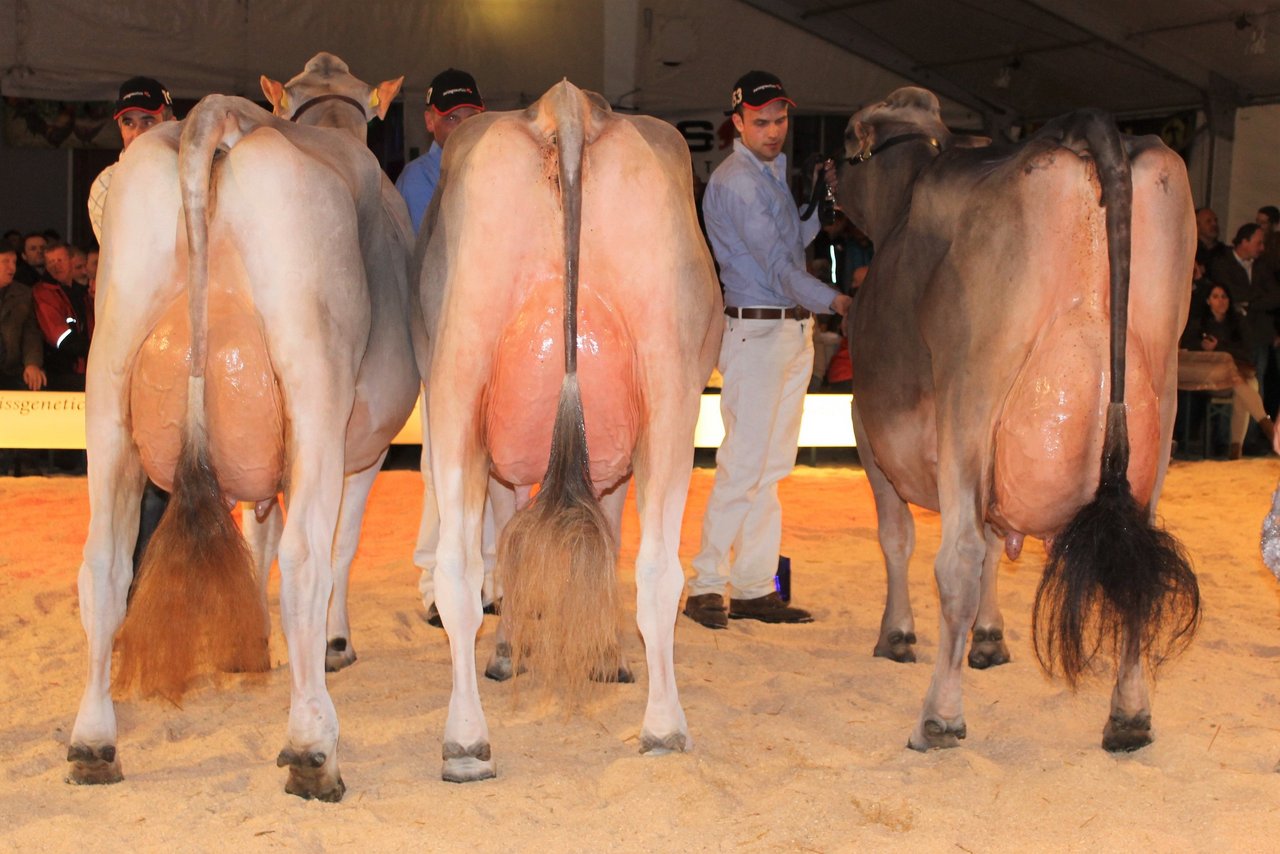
[733,139,787,183]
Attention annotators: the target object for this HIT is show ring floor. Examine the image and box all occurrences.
[1,460,1278,850]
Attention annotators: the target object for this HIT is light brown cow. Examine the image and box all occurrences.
[66,54,416,801]
[836,87,1200,752]
[418,81,721,782]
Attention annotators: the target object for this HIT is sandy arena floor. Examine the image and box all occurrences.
[1,458,1278,852]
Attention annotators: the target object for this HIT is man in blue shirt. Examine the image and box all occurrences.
[684,71,852,629]
[395,69,485,233]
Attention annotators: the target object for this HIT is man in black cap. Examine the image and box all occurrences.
[683,71,851,630]
[87,76,175,242]
[395,68,485,233]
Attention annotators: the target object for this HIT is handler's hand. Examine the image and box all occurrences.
[829,293,853,317]
[23,365,46,391]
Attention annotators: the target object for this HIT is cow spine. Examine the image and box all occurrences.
[1031,112,1199,694]
[496,82,621,701]
[115,97,270,702]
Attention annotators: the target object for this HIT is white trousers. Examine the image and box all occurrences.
[689,316,813,599]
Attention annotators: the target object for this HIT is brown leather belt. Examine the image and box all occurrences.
[724,306,812,320]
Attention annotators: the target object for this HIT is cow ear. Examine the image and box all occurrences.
[370,76,404,121]
[260,76,289,116]
[853,120,875,159]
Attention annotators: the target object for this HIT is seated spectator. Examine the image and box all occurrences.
[32,241,92,391]
[14,232,46,286]
[0,244,46,391]
[1180,282,1275,459]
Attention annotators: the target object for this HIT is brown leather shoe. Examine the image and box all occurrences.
[683,593,729,629]
[729,592,813,624]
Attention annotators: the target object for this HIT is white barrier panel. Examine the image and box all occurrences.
[0,391,856,450]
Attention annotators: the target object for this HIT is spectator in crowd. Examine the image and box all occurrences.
[70,246,89,287]
[32,241,91,391]
[395,68,485,234]
[1258,205,1280,272]
[1209,223,1279,405]
[4,230,21,253]
[1180,282,1275,459]
[1195,207,1226,268]
[683,70,851,629]
[0,244,46,391]
[85,248,99,299]
[15,232,46,286]
[88,76,175,242]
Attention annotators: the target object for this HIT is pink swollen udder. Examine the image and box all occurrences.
[130,292,284,501]
[486,282,639,490]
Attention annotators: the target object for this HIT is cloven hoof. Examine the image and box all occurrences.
[442,741,496,783]
[1102,712,1153,753]
[66,743,123,785]
[874,630,918,663]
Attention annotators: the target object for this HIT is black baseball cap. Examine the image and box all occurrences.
[727,70,795,115]
[114,76,172,120]
[426,69,485,116]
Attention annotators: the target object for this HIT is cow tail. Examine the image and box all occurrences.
[497,82,619,703]
[115,97,270,703]
[1031,110,1199,687]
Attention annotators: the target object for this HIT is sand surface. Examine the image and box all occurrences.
[1,459,1279,852]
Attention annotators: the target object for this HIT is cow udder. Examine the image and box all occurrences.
[485,281,639,492]
[130,292,285,501]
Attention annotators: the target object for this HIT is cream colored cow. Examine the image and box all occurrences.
[66,54,416,802]
[419,81,721,782]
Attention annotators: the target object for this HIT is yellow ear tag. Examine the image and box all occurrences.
[280,93,290,114]
[369,90,380,109]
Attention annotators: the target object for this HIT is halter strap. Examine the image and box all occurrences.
[289,93,367,123]
[847,132,940,165]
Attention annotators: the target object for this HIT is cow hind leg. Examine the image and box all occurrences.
[1102,630,1152,752]
[968,527,1010,669]
[593,480,634,684]
[324,451,387,673]
[633,416,697,754]
[909,509,985,751]
[853,402,918,663]
[68,426,147,786]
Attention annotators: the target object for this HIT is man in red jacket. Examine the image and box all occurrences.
[32,241,91,390]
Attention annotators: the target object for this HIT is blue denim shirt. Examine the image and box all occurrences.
[395,142,442,234]
[702,140,837,314]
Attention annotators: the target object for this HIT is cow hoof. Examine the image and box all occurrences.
[967,627,1010,669]
[277,747,345,802]
[640,731,688,755]
[908,717,967,751]
[592,663,635,684]
[484,642,515,682]
[66,743,122,785]
[325,637,357,673]
[442,741,495,783]
[873,630,917,663]
[1102,712,1152,753]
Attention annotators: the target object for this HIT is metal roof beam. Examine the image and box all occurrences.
[1016,0,1219,101]
[736,0,1014,122]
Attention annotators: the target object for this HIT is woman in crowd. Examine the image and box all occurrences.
[1181,282,1275,458]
